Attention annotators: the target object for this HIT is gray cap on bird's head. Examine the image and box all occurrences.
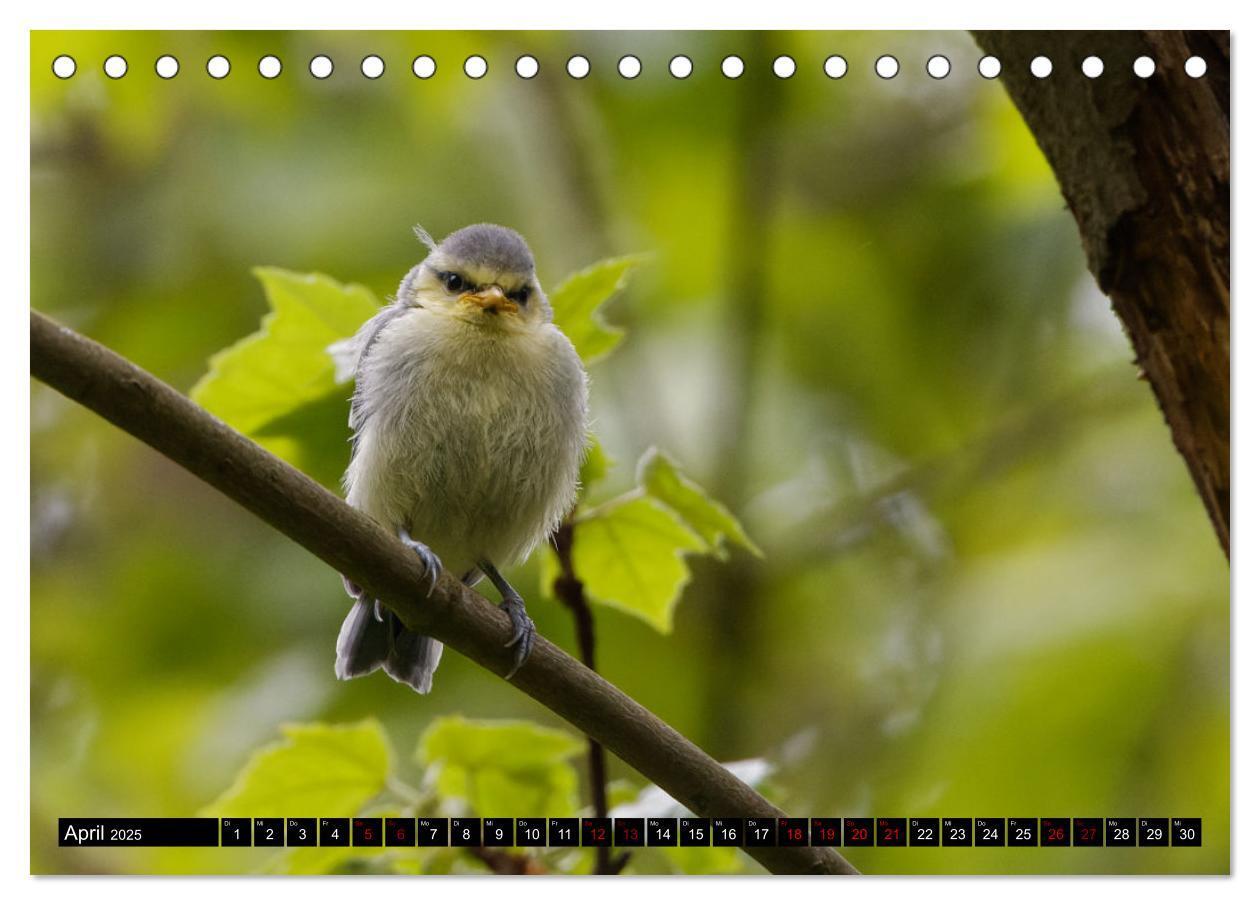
[417,223,535,277]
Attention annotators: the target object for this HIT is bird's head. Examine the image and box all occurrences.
[400,223,550,331]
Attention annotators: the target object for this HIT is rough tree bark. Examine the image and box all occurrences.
[972,30,1230,555]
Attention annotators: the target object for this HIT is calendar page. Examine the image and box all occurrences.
[28,29,1229,877]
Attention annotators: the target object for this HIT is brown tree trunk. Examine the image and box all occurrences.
[972,31,1230,555]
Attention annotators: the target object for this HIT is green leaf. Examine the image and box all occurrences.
[252,387,354,489]
[548,254,647,364]
[200,719,391,818]
[637,447,762,559]
[573,496,705,633]
[189,267,379,441]
[418,716,584,818]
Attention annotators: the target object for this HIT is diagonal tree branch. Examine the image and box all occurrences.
[30,309,858,877]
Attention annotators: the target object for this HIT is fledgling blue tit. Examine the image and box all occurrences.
[329,224,589,693]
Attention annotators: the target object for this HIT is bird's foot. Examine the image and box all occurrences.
[499,594,535,679]
[478,559,537,679]
[397,528,442,597]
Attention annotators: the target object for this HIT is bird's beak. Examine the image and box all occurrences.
[460,286,519,316]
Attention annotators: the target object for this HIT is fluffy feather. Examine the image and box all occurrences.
[346,304,588,571]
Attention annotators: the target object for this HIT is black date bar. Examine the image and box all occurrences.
[60,818,219,847]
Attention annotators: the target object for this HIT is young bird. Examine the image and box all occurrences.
[330,224,589,693]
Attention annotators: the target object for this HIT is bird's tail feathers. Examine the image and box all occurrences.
[334,597,391,679]
[335,597,444,694]
[384,629,444,695]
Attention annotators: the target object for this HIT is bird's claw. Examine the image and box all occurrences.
[499,595,535,679]
[400,535,442,597]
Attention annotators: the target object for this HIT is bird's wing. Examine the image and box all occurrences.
[328,302,410,383]
[337,302,413,438]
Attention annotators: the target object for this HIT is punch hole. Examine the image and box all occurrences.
[977,55,1001,79]
[1185,56,1207,78]
[721,55,744,79]
[52,55,77,79]
[412,55,436,79]
[361,55,385,79]
[1030,56,1053,78]
[772,55,796,78]
[823,55,847,79]
[669,55,692,79]
[1081,56,1104,78]
[155,55,179,79]
[618,55,642,79]
[464,55,488,79]
[309,55,333,79]
[515,55,539,79]
[566,55,590,79]
[206,55,230,79]
[104,55,128,79]
[926,54,950,79]
[258,56,282,79]
[875,55,899,79]
[1133,55,1155,78]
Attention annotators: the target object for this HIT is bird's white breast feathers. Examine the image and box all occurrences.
[343,306,589,578]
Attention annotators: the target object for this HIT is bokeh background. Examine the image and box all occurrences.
[30,30,1229,874]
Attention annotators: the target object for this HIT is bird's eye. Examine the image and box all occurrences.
[507,287,530,305]
[441,272,466,293]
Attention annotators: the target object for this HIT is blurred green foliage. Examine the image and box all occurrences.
[30,30,1228,875]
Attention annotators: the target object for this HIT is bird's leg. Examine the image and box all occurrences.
[478,560,536,678]
[398,526,443,597]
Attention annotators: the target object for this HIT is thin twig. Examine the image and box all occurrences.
[29,310,858,876]
[550,521,629,875]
